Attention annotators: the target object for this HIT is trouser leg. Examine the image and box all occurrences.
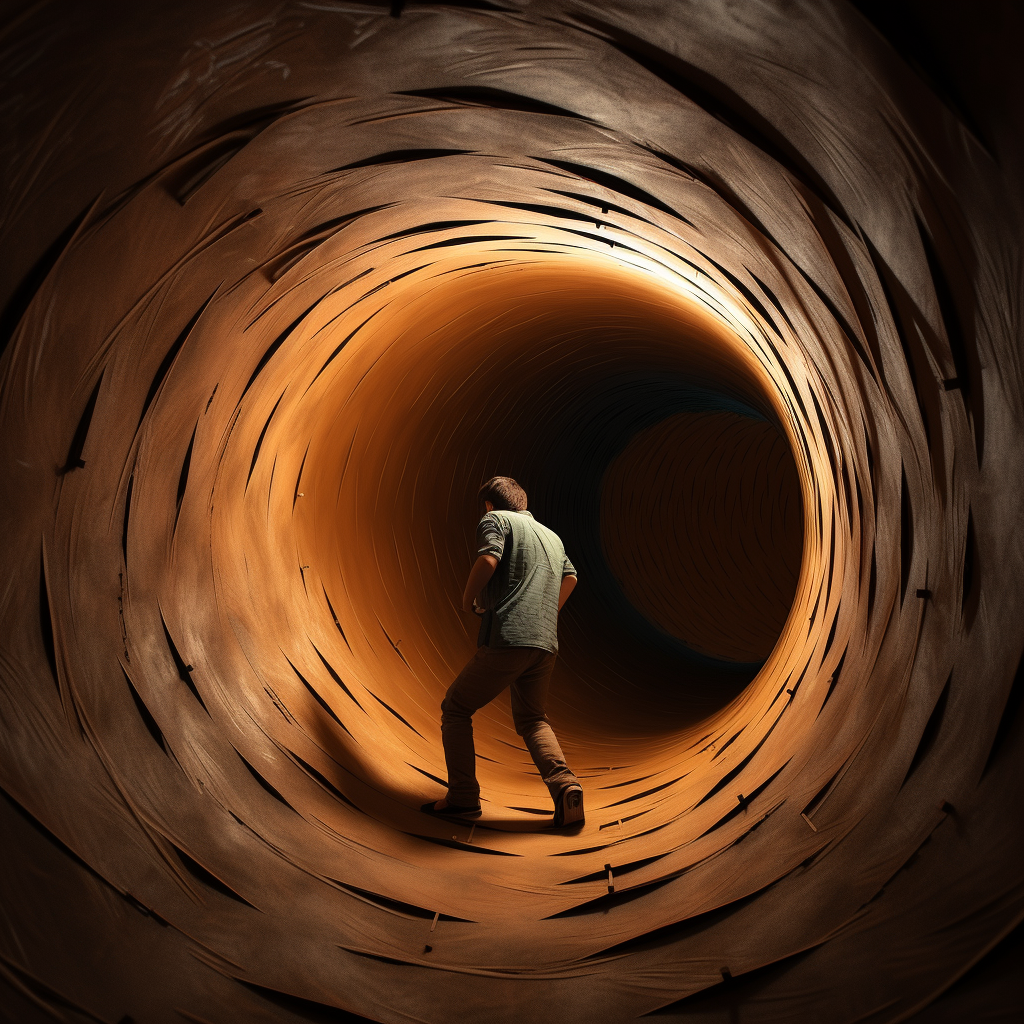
[510,649,578,802]
[441,647,528,805]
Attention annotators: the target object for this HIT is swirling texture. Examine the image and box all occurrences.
[1,2,1022,1022]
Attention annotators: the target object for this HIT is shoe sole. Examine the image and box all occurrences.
[555,784,585,826]
[420,801,481,818]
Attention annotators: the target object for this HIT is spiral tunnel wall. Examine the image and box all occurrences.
[1,2,1022,1022]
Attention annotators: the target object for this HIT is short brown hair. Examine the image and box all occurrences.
[478,476,527,512]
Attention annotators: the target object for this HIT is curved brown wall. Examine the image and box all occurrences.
[602,409,801,664]
[0,2,1021,1023]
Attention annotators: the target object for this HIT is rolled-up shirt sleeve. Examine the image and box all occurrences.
[476,514,505,560]
[562,554,577,578]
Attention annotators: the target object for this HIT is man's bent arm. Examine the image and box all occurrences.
[558,574,577,611]
[463,555,499,612]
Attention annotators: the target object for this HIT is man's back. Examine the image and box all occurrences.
[424,476,583,828]
[476,510,576,653]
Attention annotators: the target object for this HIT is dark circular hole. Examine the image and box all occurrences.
[306,257,805,769]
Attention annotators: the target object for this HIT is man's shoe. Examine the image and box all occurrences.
[420,799,481,818]
[552,783,584,827]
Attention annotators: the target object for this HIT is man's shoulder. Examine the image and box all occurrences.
[505,510,540,531]
[478,510,509,527]
[480,510,557,540]
[508,511,563,545]
[477,511,514,538]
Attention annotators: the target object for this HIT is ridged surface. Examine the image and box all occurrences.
[601,411,802,663]
[0,2,1021,1023]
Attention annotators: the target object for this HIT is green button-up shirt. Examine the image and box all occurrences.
[475,510,576,654]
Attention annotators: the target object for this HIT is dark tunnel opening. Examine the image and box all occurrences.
[298,257,807,789]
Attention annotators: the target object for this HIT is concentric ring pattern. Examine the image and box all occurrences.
[1,2,1022,1023]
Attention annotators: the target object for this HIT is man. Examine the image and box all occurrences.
[421,476,584,828]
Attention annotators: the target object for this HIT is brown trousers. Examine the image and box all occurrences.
[441,645,577,806]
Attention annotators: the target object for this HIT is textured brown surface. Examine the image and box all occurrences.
[0,1,1022,1022]
[602,411,802,663]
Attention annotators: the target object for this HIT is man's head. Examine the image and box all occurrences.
[478,476,527,512]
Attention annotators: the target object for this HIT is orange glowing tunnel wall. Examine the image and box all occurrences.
[0,2,1022,1023]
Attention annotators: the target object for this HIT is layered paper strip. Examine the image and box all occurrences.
[0,2,1021,1022]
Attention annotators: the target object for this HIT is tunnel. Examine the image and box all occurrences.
[0,1,1021,1023]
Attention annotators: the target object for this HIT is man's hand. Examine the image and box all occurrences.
[462,554,499,613]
